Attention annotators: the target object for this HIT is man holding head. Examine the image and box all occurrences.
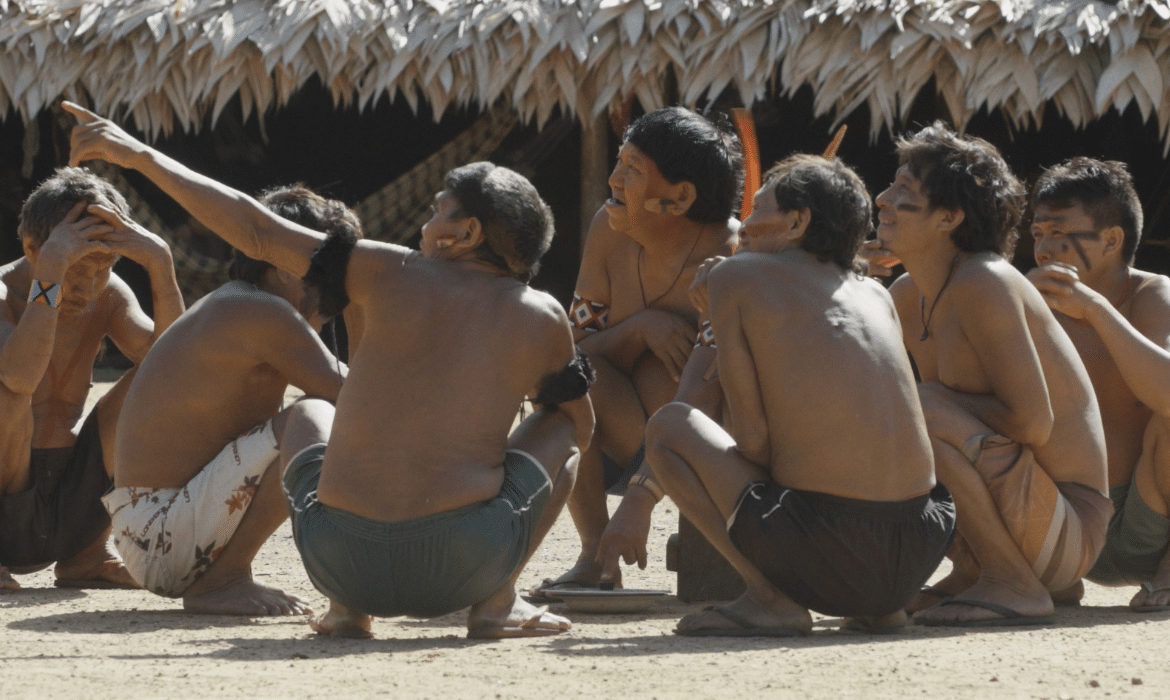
[1026,158,1170,610]
[545,107,740,594]
[66,102,593,639]
[103,186,351,615]
[873,123,1110,626]
[645,155,954,636]
[0,166,184,590]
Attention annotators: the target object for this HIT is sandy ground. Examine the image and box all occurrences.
[2,379,1169,699]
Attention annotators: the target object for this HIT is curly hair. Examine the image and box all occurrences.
[895,121,1024,258]
[1032,157,1143,264]
[764,154,872,271]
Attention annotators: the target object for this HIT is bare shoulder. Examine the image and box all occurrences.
[950,254,1026,303]
[575,207,628,298]
[1127,269,1170,336]
[888,271,918,308]
[346,238,414,297]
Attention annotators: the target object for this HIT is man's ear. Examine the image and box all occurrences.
[668,181,698,217]
[1102,225,1125,259]
[788,207,811,241]
[459,216,485,250]
[936,207,965,234]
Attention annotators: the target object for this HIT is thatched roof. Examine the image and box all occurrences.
[2,0,1169,146]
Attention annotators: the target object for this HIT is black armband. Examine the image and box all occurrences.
[302,229,358,318]
[533,349,595,407]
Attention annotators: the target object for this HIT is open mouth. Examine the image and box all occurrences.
[605,197,625,207]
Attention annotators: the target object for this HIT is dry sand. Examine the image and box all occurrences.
[2,379,1168,699]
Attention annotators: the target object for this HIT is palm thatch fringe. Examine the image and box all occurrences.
[2,1,1169,149]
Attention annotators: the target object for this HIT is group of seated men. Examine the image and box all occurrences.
[0,100,1167,639]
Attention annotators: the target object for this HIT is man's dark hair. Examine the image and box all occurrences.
[624,107,743,223]
[18,167,129,247]
[764,154,872,271]
[229,185,363,286]
[895,121,1024,258]
[444,162,554,284]
[1032,157,1143,264]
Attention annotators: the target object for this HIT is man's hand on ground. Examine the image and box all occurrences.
[0,566,20,592]
[636,309,694,382]
[63,101,149,170]
[596,488,656,583]
[1026,263,1104,320]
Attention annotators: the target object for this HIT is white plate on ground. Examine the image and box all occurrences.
[553,589,670,614]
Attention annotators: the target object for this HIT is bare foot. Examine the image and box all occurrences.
[912,577,1053,626]
[183,577,311,616]
[0,566,20,593]
[675,591,812,636]
[533,556,618,598]
[310,600,373,639]
[54,559,139,589]
[468,591,571,639]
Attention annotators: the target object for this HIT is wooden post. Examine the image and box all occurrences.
[579,113,610,253]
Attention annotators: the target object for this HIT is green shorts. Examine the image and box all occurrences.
[1087,481,1170,586]
[283,445,551,618]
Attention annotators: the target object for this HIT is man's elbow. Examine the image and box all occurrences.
[1018,410,1054,447]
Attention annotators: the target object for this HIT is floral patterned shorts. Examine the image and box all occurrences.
[101,421,278,597]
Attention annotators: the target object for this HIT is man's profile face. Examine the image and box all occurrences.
[875,166,936,256]
[1031,201,1106,275]
[739,186,799,254]
[419,190,468,259]
[605,142,675,236]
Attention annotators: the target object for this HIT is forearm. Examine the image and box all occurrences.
[144,249,185,342]
[1085,299,1170,416]
[130,150,319,275]
[0,262,69,395]
[576,320,647,373]
[945,386,1052,447]
[0,307,57,396]
[675,345,722,419]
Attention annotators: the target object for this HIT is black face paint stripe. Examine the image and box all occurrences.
[1067,234,1092,271]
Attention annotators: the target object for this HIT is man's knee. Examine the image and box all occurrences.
[645,402,693,463]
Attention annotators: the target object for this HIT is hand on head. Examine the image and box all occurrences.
[38,200,113,266]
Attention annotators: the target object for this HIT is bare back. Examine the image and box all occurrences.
[892,255,1107,491]
[710,251,935,501]
[316,243,577,522]
[115,281,343,488]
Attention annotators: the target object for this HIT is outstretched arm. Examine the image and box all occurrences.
[65,102,323,277]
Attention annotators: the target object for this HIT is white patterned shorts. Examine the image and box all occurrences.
[101,421,279,597]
